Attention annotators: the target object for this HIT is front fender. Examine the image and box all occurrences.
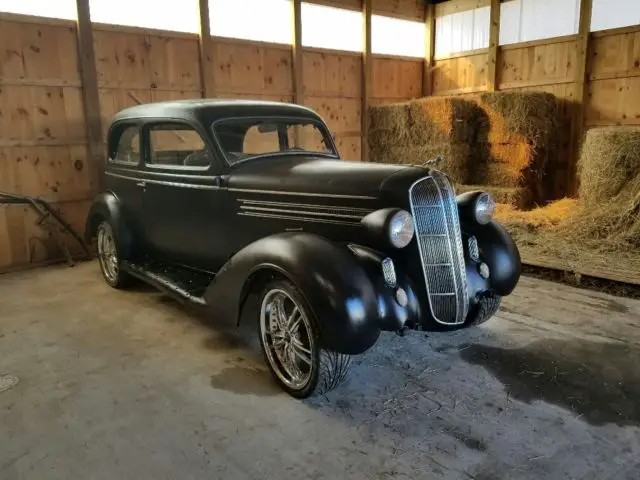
[463,220,521,296]
[203,232,381,355]
[84,191,134,259]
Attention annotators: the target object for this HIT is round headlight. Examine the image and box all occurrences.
[388,210,414,248]
[475,192,496,225]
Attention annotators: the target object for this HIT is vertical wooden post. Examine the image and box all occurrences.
[571,0,593,192]
[198,0,215,98]
[292,0,303,106]
[487,0,501,92]
[75,0,104,192]
[422,2,436,96]
[361,0,372,161]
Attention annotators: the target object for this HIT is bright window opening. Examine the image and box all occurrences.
[435,6,490,58]
[301,2,362,52]
[90,0,199,33]
[0,0,77,20]
[372,15,425,58]
[591,0,640,32]
[499,0,580,45]
[210,0,293,44]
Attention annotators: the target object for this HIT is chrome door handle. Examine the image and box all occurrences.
[136,181,146,188]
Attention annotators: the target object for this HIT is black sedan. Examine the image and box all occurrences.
[85,99,521,398]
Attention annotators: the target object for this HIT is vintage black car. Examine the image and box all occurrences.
[85,99,521,398]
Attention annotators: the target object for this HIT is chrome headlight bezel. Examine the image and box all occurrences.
[388,209,415,249]
[474,192,496,225]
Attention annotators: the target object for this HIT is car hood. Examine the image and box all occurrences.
[227,156,427,200]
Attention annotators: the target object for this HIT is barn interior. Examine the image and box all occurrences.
[1,0,639,479]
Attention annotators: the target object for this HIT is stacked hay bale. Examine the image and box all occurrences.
[470,92,562,209]
[368,97,480,184]
[495,126,640,277]
[572,126,640,249]
[368,92,563,209]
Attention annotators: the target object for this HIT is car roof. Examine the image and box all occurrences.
[112,98,322,124]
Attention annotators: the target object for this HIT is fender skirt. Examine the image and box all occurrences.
[203,232,382,355]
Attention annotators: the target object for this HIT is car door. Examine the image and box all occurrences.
[104,122,147,249]
[139,120,229,272]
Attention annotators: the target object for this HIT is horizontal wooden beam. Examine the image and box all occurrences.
[498,79,574,90]
[591,24,640,37]
[499,34,580,50]
[434,48,488,61]
[0,138,88,147]
[0,78,83,88]
[432,85,487,96]
[435,0,490,18]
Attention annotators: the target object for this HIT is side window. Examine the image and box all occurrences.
[112,125,140,165]
[148,123,209,168]
[287,124,330,152]
[243,124,280,154]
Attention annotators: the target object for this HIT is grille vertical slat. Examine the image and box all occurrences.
[409,171,468,325]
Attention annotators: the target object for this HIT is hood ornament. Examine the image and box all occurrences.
[422,155,444,168]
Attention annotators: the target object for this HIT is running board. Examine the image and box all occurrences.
[122,260,213,307]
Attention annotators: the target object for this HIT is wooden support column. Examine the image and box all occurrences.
[571,0,593,192]
[422,2,436,96]
[292,0,303,106]
[361,0,372,161]
[75,0,104,192]
[197,0,215,98]
[487,0,501,91]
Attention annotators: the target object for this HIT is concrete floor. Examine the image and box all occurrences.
[1,262,640,480]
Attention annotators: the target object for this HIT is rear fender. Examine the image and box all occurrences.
[203,232,381,355]
[84,191,134,259]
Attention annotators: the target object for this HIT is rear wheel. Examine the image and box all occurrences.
[258,279,351,398]
[96,220,130,289]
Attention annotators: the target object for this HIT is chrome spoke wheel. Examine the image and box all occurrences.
[260,288,315,391]
[97,222,119,284]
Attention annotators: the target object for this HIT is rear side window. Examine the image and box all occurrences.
[148,123,209,169]
[111,125,140,165]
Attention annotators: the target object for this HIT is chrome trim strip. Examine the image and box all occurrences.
[238,198,373,214]
[238,211,360,226]
[229,187,377,200]
[239,205,363,220]
[105,171,220,190]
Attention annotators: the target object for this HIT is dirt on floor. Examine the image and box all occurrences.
[1,261,640,479]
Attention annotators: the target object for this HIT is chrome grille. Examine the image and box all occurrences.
[408,171,468,325]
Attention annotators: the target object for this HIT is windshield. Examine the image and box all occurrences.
[212,117,338,165]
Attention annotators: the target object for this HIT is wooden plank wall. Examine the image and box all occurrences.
[0,0,425,271]
[429,1,640,195]
[0,17,92,269]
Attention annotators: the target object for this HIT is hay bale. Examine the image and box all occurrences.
[578,126,640,206]
[468,92,562,207]
[475,91,561,146]
[368,97,480,183]
[406,97,479,145]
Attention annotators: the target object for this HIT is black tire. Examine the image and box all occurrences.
[257,279,351,399]
[96,220,131,289]
[466,292,502,326]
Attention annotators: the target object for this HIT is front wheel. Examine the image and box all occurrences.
[96,220,131,289]
[258,279,351,398]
